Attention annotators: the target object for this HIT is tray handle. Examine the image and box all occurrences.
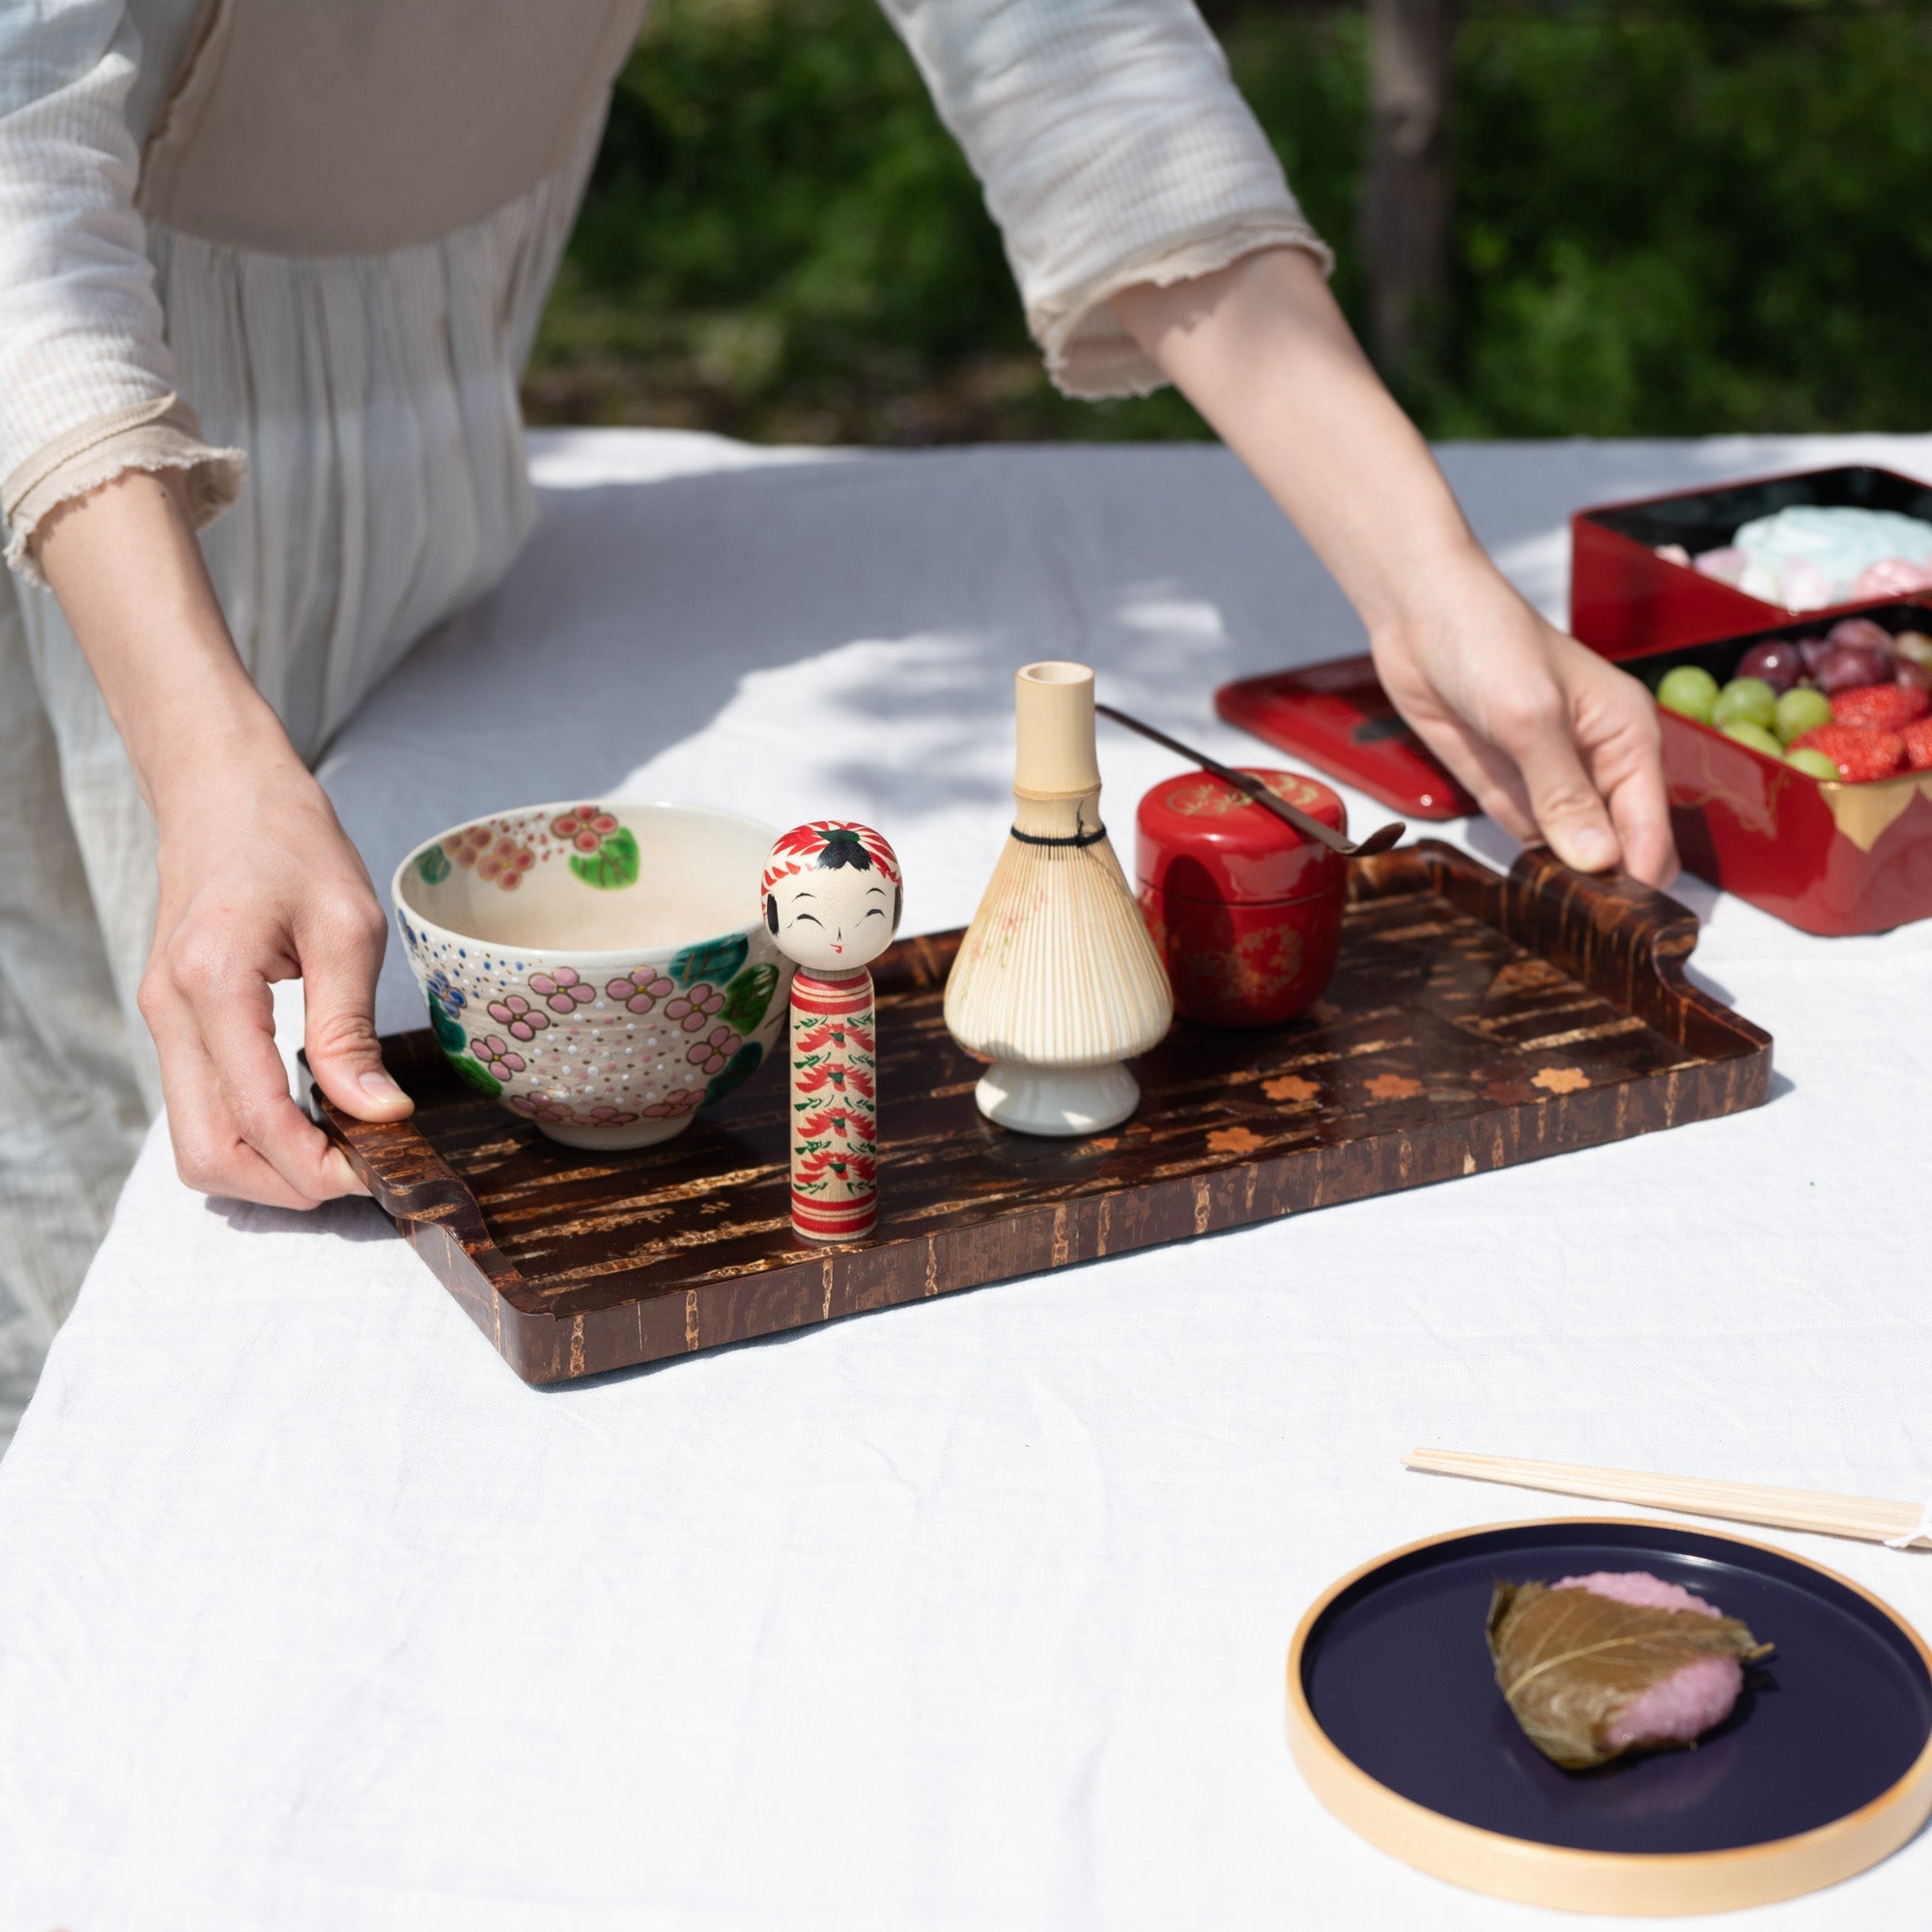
[1390,840,1773,1062]
[300,1046,537,1328]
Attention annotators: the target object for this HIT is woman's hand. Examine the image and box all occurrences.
[38,468,412,1207]
[1112,246,1679,888]
[1369,561,1675,885]
[142,733,409,1207]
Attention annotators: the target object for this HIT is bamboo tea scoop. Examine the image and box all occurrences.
[1406,1448,1932,1551]
[1094,704,1406,858]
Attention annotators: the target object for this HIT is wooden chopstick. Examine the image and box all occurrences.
[1405,1448,1932,1551]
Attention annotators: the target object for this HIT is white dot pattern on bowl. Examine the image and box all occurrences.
[395,917,791,1136]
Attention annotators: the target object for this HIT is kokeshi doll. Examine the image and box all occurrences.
[761,822,903,1244]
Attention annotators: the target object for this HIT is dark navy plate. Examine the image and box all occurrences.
[1300,1521,1932,1854]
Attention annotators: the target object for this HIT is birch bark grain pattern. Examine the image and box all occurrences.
[309,845,1772,1384]
[1363,0,1458,373]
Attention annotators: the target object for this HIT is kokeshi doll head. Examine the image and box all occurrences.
[761,822,903,974]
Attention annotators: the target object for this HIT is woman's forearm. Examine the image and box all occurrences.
[36,469,296,811]
[1110,246,1486,639]
[1109,247,1675,887]
[33,466,411,1208]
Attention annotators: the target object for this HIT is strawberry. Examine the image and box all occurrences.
[1902,717,1932,772]
[1830,681,1930,732]
[1790,724,1907,782]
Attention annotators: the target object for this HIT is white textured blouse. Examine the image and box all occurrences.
[0,0,1327,744]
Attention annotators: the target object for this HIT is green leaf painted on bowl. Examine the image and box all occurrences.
[442,1053,502,1097]
[720,960,779,1034]
[415,844,452,885]
[703,1039,763,1104]
[671,933,749,988]
[568,827,639,890]
[426,991,468,1055]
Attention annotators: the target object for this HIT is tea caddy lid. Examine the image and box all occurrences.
[1135,768,1347,905]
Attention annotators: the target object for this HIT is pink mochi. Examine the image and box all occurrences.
[1554,1571,1745,1751]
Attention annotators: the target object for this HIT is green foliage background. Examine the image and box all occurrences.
[525,0,1932,443]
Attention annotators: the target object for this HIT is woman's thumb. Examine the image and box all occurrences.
[300,910,413,1122]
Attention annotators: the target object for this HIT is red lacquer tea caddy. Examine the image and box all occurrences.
[1134,767,1347,1027]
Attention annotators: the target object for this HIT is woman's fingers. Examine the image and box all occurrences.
[141,812,391,1206]
[1397,709,1542,843]
[296,895,413,1125]
[1605,762,1679,890]
[1493,696,1623,874]
[138,970,342,1208]
[194,970,369,1202]
[1565,653,1681,891]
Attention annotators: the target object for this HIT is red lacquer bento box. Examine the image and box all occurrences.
[1612,603,1932,936]
[1572,464,1932,659]
[1218,467,1932,936]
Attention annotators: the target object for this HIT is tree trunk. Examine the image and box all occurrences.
[1361,0,1457,377]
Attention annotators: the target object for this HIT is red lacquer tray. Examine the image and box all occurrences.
[1214,655,1477,819]
[310,845,1770,1385]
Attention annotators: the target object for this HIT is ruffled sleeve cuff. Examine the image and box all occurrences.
[1032,215,1334,401]
[3,394,246,584]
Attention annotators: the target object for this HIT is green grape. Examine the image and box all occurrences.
[1720,721,1783,759]
[1774,686,1833,744]
[1656,665,1719,723]
[1711,676,1777,731]
[1785,746,1842,781]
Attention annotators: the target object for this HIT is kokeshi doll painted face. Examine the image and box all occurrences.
[761,822,902,1244]
[762,822,902,972]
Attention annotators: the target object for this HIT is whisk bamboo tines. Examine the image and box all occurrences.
[1405,1448,1932,1551]
[944,662,1172,1136]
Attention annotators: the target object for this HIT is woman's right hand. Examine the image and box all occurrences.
[141,730,412,1207]
[38,467,413,1208]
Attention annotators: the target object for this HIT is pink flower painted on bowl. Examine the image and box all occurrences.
[445,824,493,869]
[606,967,674,1015]
[506,1092,573,1124]
[573,1103,639,1128]
[642,1087,706,1119]
[477,836,536,890]
[686,1024,739,1076]
[529,966,594,1014]
[551,805,620,854]
[488,994,549,1041]
[664,982,725,1033]
[470,1035,526,1078]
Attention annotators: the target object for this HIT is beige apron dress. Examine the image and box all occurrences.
[0,0,647,1435]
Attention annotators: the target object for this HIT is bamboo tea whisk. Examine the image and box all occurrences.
[943,662,1173,1134]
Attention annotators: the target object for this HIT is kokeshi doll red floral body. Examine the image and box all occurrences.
[761,822,903,1243]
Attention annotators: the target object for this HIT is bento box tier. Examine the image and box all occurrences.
[1573,465,1932,659]
[1627,602,1932,937]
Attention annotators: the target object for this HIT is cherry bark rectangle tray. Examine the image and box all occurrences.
[310,843,1771,1385]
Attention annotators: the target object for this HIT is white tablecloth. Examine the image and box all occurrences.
[2,430,1928,1932]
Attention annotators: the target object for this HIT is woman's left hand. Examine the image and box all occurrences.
[1112,246,1679,890]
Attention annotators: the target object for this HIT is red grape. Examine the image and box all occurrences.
[1813,640,1895,694]
[1734,639,1805,692]
[1827,617,1895,653]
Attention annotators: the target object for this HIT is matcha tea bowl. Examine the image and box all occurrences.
[392,801,791,1151]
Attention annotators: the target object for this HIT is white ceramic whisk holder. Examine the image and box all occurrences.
[943,662,1173,1135]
